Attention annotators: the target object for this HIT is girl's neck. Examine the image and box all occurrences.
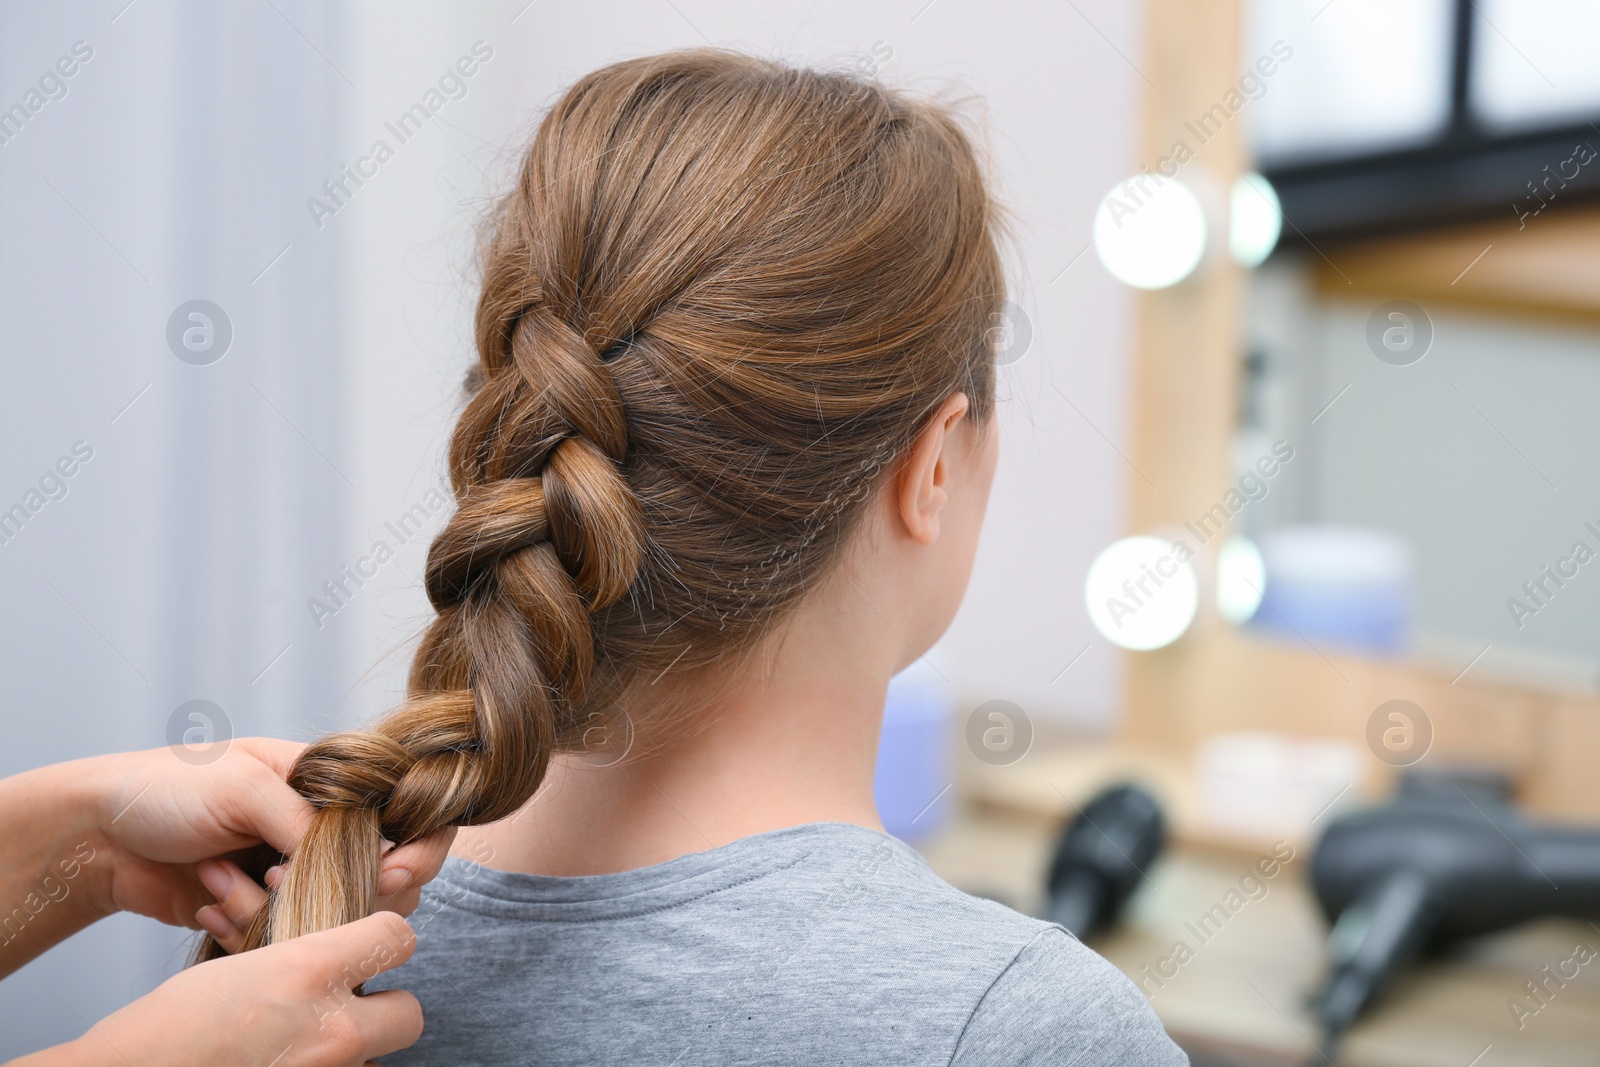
[455,579,902,877]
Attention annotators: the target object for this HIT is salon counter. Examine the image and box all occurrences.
[918,805,1600,1067]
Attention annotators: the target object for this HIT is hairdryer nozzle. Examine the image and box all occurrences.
[1045,783,1165,939]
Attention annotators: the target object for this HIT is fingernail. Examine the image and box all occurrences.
[377,866,414,897]
[197,859,236,902]
[196,904,236,939]
[264,865,284,889]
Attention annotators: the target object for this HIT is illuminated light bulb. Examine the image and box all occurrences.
[1229,172,1282,268]
[1085,535,1199,651]
[1092,176,1207,290]
[1217,536,1267,624]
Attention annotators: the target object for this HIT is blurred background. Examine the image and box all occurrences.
[3,1,1599,1063]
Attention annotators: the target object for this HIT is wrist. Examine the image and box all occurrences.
[0,757,132,978]
[6,758,122,921]
[70,755,131,922]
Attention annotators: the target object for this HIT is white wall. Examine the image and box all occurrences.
[0,0,1142,1053]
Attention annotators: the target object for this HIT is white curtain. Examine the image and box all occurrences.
[0,2,351,1051]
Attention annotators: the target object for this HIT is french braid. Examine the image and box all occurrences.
[200,47,1005,957]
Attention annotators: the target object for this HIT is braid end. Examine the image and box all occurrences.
[193,805,383,960]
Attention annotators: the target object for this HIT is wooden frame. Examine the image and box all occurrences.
[1117,0,1600,823]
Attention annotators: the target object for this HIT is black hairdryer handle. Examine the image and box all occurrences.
[1047,867,1107,937]
[1316,868,1444,1054]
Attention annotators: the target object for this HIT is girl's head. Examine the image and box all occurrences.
[210,47,1004,953]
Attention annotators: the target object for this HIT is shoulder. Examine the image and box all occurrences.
[949,926,1188,1066]
[795,826,1057,961]
[794,830,1184,1063]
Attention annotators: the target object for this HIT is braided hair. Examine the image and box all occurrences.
[202,47,1005,955]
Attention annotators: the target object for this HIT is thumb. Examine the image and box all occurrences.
[287,911,417,988]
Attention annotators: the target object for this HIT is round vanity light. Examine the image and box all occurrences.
[1216,535,1267,624]
[1229,172,1282,268]
[1092,176,1208,290]
[1085,535,1200,651]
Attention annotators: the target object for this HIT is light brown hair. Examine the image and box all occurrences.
[201,47,1004,956]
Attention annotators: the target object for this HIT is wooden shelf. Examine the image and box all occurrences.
[1313,205,1600,324]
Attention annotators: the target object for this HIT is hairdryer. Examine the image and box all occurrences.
[1046,782,1166,938]
[1309,772,1600,1059]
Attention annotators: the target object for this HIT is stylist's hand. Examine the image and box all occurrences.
[17,911,424,1067]
[91,738,454,934]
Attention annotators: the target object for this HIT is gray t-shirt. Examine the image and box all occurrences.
[368,822,1187,1065]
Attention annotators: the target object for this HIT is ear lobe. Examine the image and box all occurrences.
[894,393,971,547]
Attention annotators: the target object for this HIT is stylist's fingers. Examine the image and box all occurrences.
[319,914,423,1062]
[214,742,316,857]
[299,910,418,979]
[376,826,457,913]
[195,859,269,954]
[88,909,425,1067]
[348,989,425,1061]
[233,735,308,780]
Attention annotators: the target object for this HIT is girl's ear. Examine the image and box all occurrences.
[894,393,971,547]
